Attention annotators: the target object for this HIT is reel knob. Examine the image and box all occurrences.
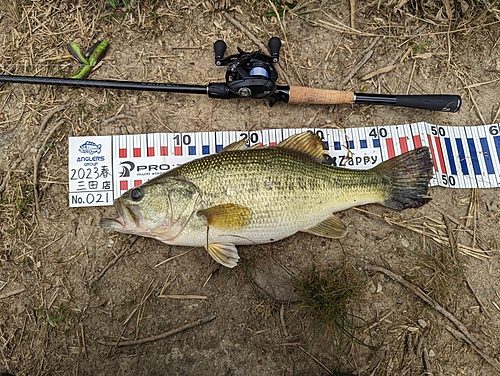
[268,37,281,63]
[214,40,227,65]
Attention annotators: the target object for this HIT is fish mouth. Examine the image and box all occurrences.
[100,217,125,230]
[100,201,143,231]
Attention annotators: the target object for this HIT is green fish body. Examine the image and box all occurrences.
[101,132,433,267]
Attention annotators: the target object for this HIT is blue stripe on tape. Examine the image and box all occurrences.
[360,139,367,148]
[494,136,500,162]
[480,137,495,174]
[188,145,196,155]
[456,138,469,175]
[334,141,341,150]
[373,139,380,148]
[202,145,210,155]
[467,138,481,175]
[444,138,457,175]
[216,144,223,152]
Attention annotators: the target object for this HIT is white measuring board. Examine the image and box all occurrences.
[68,122,500,207]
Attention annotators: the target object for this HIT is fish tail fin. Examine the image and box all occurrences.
[372,147,434,210]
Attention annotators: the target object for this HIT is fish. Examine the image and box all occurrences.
[78,141,102,155]
[100,132,433,268]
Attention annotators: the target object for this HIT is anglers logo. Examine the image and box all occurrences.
[120,161,135,177]
[79,141,102,155]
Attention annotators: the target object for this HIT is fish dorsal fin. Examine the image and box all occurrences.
[219,138,248,152]
[302,215,347,238]
[277,132,328,161]
[198,203,252,230]
[206,242,240,268]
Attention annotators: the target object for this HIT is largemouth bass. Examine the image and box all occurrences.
[101,132,433,268]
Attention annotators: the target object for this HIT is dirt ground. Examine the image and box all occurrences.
[1,1,500,375]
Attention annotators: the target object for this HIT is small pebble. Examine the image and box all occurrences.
[400,237,410,248]
[418,319,427,328]
[428,349,436,357]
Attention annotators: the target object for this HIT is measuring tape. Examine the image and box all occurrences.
[68,122,500,207]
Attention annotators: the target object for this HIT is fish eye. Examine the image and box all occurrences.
[130,187,144,202]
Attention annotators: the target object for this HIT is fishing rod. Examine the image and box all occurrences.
[0,37,461,112]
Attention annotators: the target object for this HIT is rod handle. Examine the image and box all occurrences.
[394,95,461,112]
[287,86,354,105]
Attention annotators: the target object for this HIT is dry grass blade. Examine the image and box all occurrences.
[365,264,484,350]
[353,208,492,260]
[0,287,26,299]
[33,118,65,212]
[158,294,207,300]
[96,315,217,347]
[94,237,139,282]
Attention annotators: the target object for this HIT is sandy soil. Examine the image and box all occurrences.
[1,1,500,375]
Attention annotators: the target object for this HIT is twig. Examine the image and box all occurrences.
[365,264,484,350]
[158,294,208,300]
[100,114,134,126]
[446,325,500,372]
[0,104,68,197]
[298,346,333,374]
[422,347,433,376]
[349,0,356,31]
[94,237,139,282]
[96,315,216,347]
[222,11,291,86]
[33,119,65,212]
[337,37,380,90]
[265,0,303,86]
[0,287,26,299]
[154,248,194,267]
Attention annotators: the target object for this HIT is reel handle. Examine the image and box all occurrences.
[268,37,281,63]
[214,40,227,66]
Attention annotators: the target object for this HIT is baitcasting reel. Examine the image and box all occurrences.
[207,37,285,102]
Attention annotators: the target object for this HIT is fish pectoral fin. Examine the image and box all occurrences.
[302,215,347,238]
[206,243,240,268]
[198,204,252,230]
[277,132,328,162]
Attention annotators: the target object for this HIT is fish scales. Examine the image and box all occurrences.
[101,132,433,268]
[168,147,388,236]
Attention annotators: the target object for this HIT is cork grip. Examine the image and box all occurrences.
[288,86,355,105]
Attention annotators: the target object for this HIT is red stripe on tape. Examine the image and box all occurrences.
[386,138,395,158]
[160,146,168,156]
[434,137,447,174]
[147,147,155,157]
[120,181,128,191]
[119,148,127,158]
[427,134,439,172]
[399,137,408,153]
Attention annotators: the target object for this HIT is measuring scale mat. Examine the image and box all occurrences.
[68,122,500,207]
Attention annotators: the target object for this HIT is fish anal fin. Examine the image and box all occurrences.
[277,132,328,161]
[302,215,347,238]
[198,203,252,230]
[206,243,240,268]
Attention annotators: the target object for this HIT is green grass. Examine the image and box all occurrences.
[293,251,372,363]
